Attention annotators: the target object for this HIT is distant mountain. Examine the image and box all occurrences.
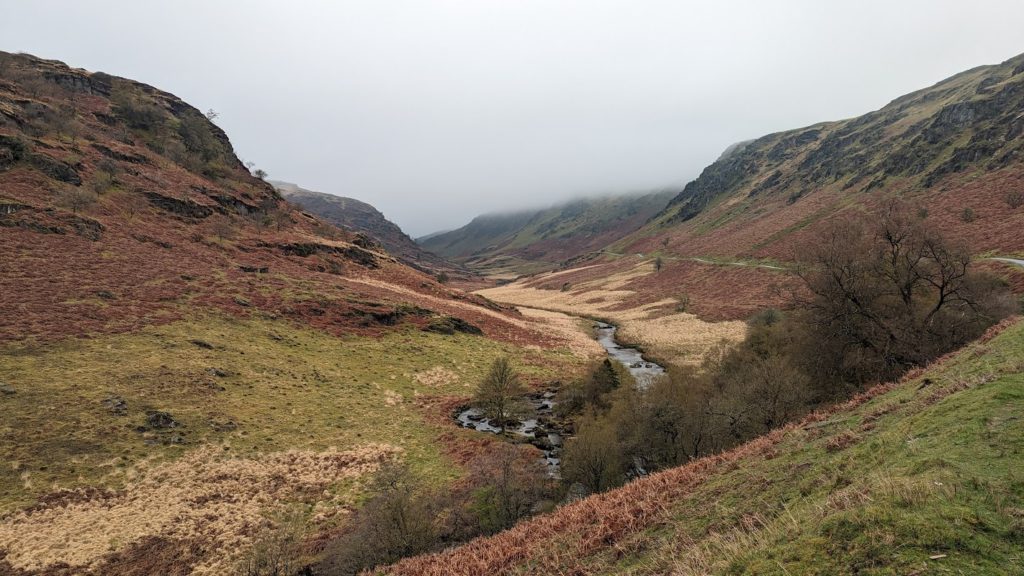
[419,191,675,277]
[273,181,463,276]
[633,51,1024,259]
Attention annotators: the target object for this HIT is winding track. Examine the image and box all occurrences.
[990,257,1024,268]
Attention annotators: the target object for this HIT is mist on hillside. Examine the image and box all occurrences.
[5,0,1024,235]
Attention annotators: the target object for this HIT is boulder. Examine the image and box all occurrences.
[146,410,180,429]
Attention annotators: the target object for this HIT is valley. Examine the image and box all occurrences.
[1,33,1024,576]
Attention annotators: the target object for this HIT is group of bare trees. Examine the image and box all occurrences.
[313,446,551,576]
[559,203,1015,495]
[797,204,1015,385]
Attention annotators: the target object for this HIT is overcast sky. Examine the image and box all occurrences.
[3,1,1024,235]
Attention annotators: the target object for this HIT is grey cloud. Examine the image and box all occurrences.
[3,0,1023,235]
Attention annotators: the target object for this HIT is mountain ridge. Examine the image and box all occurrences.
[420,190,675,277]
[271,180,465,276]
[643,51,1024,259]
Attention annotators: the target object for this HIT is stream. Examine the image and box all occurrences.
[455,320,666,475]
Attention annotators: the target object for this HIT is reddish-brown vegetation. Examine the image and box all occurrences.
[0,52,567,351]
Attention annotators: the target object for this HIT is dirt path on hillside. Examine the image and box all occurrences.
[991,257,1024,268]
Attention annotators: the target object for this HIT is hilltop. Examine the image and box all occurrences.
[419,190,675,278]
[643,51,1024,260]
[272,180,464,277]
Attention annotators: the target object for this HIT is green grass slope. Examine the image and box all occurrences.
[386,317,1024,575]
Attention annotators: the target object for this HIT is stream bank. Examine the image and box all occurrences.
[455,320,667,475]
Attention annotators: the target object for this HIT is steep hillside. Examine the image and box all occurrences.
[419,191,675,277]
[477,53,1024,334]
[0,51,599,575]
[642,51,1024,260]
[272,180,464,276]
[387,317,1024,575]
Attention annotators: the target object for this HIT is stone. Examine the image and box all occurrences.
[102,396,127,415]
[0,383,15,395]
[146,410,180,429]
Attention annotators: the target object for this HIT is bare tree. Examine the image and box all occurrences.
[210,219,237,242]
[562,418,626,495]
[468,445,550,535]
[474,357,528,428]
[318,463,436,575]
[796,203,1013,384]
[239,511,306,576]
[55,187,97,214]
[123,189,149,220]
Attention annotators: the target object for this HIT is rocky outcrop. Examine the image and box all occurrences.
[143,191,214,219]
[274,181,462,275]
[660,51,1024,224]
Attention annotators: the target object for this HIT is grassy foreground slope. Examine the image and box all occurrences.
[0,313,593,575]
[386,317,1024,575]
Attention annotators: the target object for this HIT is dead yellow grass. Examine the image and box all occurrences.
[516,307,605,359]
[477,263,745,365]
[413,366,462,389]
[343,276,601,354]
[0,444,397,575]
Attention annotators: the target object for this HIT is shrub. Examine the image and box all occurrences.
[562,417,627,495]
[473,357,528,428]
[1006,191,1024,209]
[238,511,306,576]
[111,90,166,131]
[89,169,115,194]
[961,207,976,222]
[675,293,691,313]
[318,464,436,576]
[55,187,97,214]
